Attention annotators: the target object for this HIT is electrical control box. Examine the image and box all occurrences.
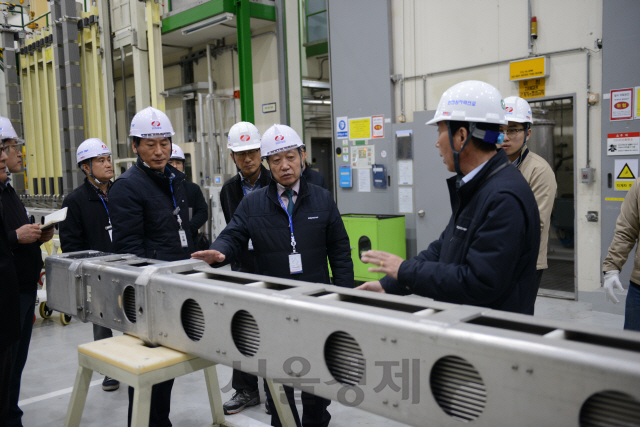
[581,167,595,184]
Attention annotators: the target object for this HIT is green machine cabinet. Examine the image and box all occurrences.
[339,214,406,283]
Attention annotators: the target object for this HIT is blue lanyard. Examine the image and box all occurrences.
[98,196,112,229]
[276,191,297,253]
[168,175,184,230]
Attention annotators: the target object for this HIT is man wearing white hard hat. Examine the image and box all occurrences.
[168,143,208,246]
[110,106,194,427]
[60,138,119,392]
[501,96,556,289]
[193,124,353,427]
[217,121,272,415]
[357,81,540,315]
[0,117,54,426]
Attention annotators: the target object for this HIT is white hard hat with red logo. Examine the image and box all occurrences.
[504,96,533,124]
[170,143,186,160]
[426,80,507,126]
[129,106,175,138]
[76,138,111,165]
[0,116,19,140]
[260,124,303,158]
[228,121,261,152]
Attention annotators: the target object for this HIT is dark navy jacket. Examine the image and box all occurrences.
[219,165,272,273]
[211,177,353,287]
[381,150,540,315]
[110,159,194,261]
[184,180,208,241]
[302,163,327,189]
[60,178,113,253]
[0,208,20,350]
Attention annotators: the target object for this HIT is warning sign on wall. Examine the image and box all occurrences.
[519,78,546,99]
[607,132,640,155]
[614,159,638,191]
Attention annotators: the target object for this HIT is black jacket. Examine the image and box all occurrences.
[60,179,113,253]
[0,180,43,294]
[184,180,208,240]
[381,150,540,315]
[110,159,194,261]
[211,178,354,287]
[219,165,272,273]
[302,163,327,189]
[0,207,20,351]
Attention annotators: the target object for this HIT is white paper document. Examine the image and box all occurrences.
[358,169,371,192]
[398,160,413,185]
[41,207,68,230]
[398,187,413,213]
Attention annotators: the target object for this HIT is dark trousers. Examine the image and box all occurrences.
[127,380,174,427]
[6,292,35,427]
[265,383,331,427]
[93,323,113,341]
[0,345,15,427]
[624,281,640,332]
[232,369,259,392]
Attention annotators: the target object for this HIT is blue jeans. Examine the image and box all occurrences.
[624,281,640,332]
[6,292,35,427]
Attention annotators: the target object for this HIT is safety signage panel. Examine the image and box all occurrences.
[636,87,640,119]
[336,116,348,139]
[509,56,548,81]
[614,159,638,191]
[349,117,371,140]
[607,132,640,156]
[519,78,545,99]
[372,115,384,138]
[610,88,633,121]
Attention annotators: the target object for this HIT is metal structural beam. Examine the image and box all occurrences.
[46,252,640,427]
[235,0,254,123]
[147,0,165,111]
[98,0,117,153]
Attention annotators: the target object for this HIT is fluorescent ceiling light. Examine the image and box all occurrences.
[181,12,234,35]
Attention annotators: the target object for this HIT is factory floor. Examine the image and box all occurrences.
[18,296,625,427]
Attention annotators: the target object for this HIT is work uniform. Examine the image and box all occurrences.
[381,150,540,315]
[211,177,353,427]
[0,204,20,424]
[110,158,194,427]
[184,180,208,245]
[0,179,44,427]
[302,162,327,189]
[219,164,271,395]
[603,177,640,331]
[514,148,557,284]
[60,178,114,341]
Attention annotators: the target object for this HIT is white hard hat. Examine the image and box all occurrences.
[0,116,19,140]
[129,106,175,138]
[504,96,533,124]
[228,121,262,152]
[426,80,507,126]
[170,143,185,160]
[260,124,304,158]
[76,138,111,165]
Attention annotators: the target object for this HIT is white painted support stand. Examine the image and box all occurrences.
[63,334,296,427]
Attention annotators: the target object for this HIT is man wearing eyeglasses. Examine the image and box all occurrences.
[0,117,54,427]
[218,121,272,415]
[501,97,556,292]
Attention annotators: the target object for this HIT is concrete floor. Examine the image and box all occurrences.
[18,296,626,427]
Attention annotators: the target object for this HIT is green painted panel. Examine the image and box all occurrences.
[305,41,328,58]
[161,0,234,34]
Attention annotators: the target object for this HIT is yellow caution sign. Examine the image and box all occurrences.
[519,78,546,99]
[509,57,548,81]
[617,163,635,179]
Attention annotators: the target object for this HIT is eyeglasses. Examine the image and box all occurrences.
[234,149,260,159]
[1,142,24,154]
[499,129,525,137]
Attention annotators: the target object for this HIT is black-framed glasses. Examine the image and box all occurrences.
[499,129,525,137]
[234,149,260,159]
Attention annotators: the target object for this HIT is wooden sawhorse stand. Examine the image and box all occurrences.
[63,334,297,427]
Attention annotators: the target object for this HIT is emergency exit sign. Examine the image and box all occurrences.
[509,57,548,81]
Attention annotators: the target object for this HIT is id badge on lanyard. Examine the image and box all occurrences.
[170,178,189,248]
[277,192,302,274]
[99,196,113,241]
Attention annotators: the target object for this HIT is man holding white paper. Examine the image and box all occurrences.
[0,117,53,427]
[60,138,119,392]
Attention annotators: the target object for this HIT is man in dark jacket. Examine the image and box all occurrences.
[0,144,21,425]
[0,121,54,427]
[168,143,208,245]
[110,107,194,427]
[301,145,327,189]
[218,121,272,415]
[358,81,540,315]
[193,124,353,427]
[60,138,119,392]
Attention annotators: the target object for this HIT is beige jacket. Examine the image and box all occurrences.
[603,177,640,285]
[516,150,557,270]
